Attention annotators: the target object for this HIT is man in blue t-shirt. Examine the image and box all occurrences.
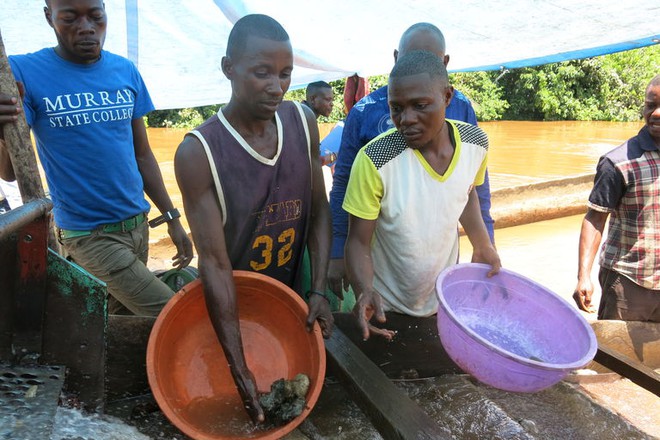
[0,0,193,316]
[328,22,495,297]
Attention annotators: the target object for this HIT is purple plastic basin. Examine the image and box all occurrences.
[436,263,597,392]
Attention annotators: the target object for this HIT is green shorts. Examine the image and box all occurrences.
[60,221,173,316]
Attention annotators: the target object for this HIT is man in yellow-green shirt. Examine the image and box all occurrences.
[343,50,501,340]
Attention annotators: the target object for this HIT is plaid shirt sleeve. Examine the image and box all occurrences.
[588,156,626,212]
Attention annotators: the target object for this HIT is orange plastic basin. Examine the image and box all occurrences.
[146,271,326,440]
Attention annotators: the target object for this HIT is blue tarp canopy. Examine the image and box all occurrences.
[2,0,658,109]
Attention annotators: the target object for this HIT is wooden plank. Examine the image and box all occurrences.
[42,250,107,411]
[332,312,461,379]
[325,328,451,440]
[589,320,660,372]
[595,345,660,397]
[0,30,45,202]
[106,315,156,401]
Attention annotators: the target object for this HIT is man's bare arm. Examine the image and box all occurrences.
[175,136,264,423]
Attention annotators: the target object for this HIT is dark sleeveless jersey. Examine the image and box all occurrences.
[189,101,312,288]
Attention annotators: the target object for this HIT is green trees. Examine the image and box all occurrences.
[145,105,221,128]
[459,45,659,121]
[146,45,660,127]
[451,70,509,121]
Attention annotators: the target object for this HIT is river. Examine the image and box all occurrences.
[480,120,642,188]
[147,120,643,196]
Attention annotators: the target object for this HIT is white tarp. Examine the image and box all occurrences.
[1,0,658,109]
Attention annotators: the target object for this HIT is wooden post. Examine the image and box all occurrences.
[0,28,45,202]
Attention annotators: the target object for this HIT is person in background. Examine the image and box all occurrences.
[344,50,500,339]
[0,0,192,315]
[175,14,334,424]
[328,22,495,298]
[302,80,334,119]
[573,74,660,322]
[303,81,337,167]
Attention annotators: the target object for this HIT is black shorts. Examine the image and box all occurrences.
[598,267,660,322]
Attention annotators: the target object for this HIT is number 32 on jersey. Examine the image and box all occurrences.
[250,228,295,271]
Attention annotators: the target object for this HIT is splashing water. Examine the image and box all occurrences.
[51,407,150,440]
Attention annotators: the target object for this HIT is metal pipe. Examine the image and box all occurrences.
[0,198,52,241]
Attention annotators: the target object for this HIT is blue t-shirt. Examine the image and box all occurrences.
[329,85,494,258]
[9,48,154,230]
[320,120,344,154]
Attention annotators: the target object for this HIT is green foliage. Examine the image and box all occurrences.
[450,71,509,121]
[284,87,306,104]
[487,45,660,121]
[146,45,660,127]
[146,104,221,128]
[599,46,660,120]
[368,74,389,92]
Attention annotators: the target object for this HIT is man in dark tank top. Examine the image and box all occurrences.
[175,14,334,424]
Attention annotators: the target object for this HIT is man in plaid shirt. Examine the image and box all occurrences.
[573,74,660,322]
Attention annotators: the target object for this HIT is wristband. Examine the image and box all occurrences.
[305,289,330,303]
[148,208,181,228]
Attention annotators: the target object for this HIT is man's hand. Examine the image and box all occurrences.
[471,244,502,278]
[353,288,394,341]
[366,323,397,340]
[327,258,347,300]
[167,221,193,269]
[306,293,334,338]
[0,95,21,125]
[573,278,597,313]
[0,83,24,126]
[0,86,25,181]
[232,366,265,424]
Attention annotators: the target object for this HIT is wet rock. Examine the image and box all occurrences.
[259,373,310,426]
[518,418,539,434]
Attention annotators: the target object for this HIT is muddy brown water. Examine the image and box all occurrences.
[480,120,642,187]
[148,120,643,198]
